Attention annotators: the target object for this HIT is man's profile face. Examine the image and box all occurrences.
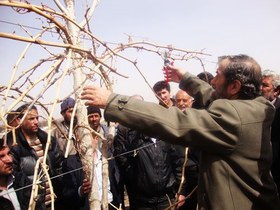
[155,88,171,106]
[211,59,230,100]
[21,109,39,135]
[0,147,13,176]
[261,76,276,102]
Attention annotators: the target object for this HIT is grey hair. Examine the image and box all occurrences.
[262,69,280,89]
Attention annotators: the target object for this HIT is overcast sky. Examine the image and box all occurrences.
[0,0,280,117]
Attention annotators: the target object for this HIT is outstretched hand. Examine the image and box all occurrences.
[81,86,112,109]
[163,65,187,83]
[81,66,186,107]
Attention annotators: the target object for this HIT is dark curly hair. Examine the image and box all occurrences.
[153,80,171,92]
[0,138,6,150]
[15,103,37,119]
[197,71,214,84]
[218,54,262,99]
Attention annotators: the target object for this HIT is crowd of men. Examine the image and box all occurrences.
[0,54,280,210]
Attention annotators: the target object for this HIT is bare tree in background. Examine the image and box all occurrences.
[0,0,209,209]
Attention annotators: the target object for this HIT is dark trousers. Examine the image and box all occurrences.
[135,198,175,210]
[178,165,198,210]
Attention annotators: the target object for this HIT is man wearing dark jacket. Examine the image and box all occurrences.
[114,125,183,210]
[60,153,90,210]
[0,138,21,210]
[7,104,63,210]
[114,95,184,210]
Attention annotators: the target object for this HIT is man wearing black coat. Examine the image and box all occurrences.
[7,104,63,210]
[114,95,184,209]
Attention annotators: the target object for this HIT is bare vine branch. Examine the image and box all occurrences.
[0,1,210,209]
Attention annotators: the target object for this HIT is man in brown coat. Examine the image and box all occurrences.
[81,54,280,210]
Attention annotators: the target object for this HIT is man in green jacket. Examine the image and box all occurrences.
[81,54,280,210]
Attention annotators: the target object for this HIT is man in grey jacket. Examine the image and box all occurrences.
[81,54,280,210]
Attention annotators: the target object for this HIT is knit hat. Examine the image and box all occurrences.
[87,106,102,117]
[61,97,75,113]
